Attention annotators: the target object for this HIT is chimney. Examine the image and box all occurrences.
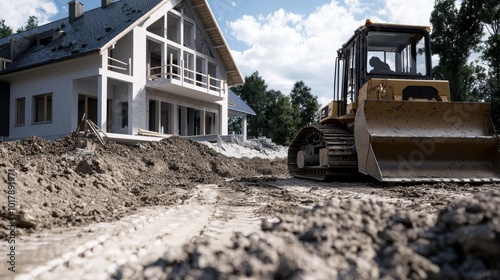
[101,0,113,9]
[68,0,84,23]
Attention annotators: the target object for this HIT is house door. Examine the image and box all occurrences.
[78,95,113,132]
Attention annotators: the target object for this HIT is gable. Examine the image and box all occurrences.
[191,0,243,86]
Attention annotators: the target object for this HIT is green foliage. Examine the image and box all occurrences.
[480,2,500,131]
[266,90,300,145]
[231,72,269,138]
[0,16,39,38]
[228,117,241,135]
[0,19,13,38]
[290,81,320,128]
[230,72,319,146]
[430,0,483,101]
[16,16,38,33]
[430,0,500,130]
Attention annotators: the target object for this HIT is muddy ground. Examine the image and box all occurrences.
[1,136,500,279]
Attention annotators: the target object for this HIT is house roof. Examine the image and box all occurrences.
[228,89,256,116]
[0,0,244,86]
[0,0,163,74]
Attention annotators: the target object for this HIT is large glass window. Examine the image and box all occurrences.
[33,93,52,123]
[146,16,165,37]
[366,31,428,76]
[183,20,194,49]
[167,12,181,44]
[343,43,357,104]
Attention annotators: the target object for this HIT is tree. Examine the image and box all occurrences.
[228,117,242,135]
[231,71,269,137]
[289,81,320,128]
[430,0,484,101]
[0,19,13,38]
[476,0,500,130]
[16,16,38,33]
[267,90,300,145]
[231,73,321,145]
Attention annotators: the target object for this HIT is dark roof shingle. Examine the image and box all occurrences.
[0,0,162,74]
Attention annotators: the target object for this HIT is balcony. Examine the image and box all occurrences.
[147,60,226,102]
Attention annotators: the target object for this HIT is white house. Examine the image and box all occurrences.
[0,0,252,141]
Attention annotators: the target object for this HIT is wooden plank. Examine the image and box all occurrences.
[73,113,87,138]
[86,119,106,146]
[137,129,173,139]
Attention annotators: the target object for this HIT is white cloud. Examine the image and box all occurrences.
[229,2,359,104]
[382,0,434,25]
[0,0,58,31]
[228,0,436,106]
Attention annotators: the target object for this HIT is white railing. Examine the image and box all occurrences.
[108,57,132,75]
[148,55,226,97]
[0,58,12,71]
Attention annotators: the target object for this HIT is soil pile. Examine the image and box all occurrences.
[3,135,500,279]
[132,191,500,280]
[0,136,287,237]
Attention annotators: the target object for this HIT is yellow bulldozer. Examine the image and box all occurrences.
[288,20,500,183]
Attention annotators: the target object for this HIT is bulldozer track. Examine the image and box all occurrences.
[288,125,359,181]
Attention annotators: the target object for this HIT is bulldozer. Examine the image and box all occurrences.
[288,20,500,183]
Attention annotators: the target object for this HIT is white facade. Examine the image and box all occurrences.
[0,0,241,140]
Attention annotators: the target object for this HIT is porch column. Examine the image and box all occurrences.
[242,115,248,141]
[97,75,108,132]
[157,101,162,133]
[216,92,228,135]
[170,104,177,135]
[127,83,133,134]
[180,106,188,136]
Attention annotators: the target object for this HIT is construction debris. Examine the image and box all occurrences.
[73,116,106,152]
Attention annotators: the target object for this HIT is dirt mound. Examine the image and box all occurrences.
[417,190,500,279]
[130,190,500,280]
[0,136,287,237]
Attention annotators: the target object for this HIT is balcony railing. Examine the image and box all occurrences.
[148,60,226,97]
[0,58,12,72]
[108,57,132,75]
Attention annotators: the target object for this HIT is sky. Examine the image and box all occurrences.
[0,0,436,105]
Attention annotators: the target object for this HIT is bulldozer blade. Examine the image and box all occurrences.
[355,100,500,183]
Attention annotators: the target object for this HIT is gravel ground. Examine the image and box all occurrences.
[1,136,500,279]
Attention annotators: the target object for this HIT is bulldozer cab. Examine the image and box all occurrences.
[334,21,435,116]
[365,26,431,77]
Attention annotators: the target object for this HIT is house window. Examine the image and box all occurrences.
[33,93,52,123]
[38,36,53,47]
[15,98,25,125]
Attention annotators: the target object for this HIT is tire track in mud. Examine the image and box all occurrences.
[265,178,483,216]
[199,183,265,242]
[8,183,268,280]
